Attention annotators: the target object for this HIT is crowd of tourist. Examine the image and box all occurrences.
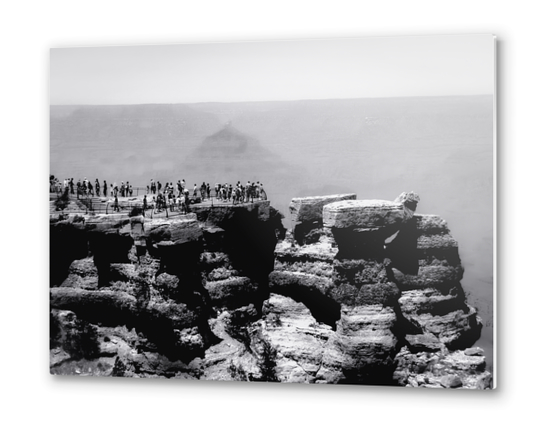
[50,175,267,214]
[149,179,266,213]
[50,176,134,198]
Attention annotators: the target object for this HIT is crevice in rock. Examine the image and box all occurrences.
[269,285,341,330]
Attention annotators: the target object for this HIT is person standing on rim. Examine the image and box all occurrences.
[200,182,206,201]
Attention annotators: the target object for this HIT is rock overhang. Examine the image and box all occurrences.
[289,193,357,223]
[322,199,406,230]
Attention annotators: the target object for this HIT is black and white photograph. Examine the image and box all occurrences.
[49,34,495,388]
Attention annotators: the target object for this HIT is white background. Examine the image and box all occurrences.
[1,0,538,422]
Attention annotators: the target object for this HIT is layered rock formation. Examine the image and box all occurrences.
[50,201,283,375]
[270,192,491,387]
[50,192,492,388]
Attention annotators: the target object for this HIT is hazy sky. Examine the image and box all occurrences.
[50,34,494,105]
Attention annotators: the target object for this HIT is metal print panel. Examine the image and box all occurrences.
[49,35,495,388]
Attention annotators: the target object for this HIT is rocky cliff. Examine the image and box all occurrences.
[50,193,492,388]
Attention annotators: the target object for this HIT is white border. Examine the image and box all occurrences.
[493,35,498,389]
[3,0,540,422]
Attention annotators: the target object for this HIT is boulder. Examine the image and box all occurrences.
[394,191,420,219]
[323,199,406,231]
[289,193,357,223]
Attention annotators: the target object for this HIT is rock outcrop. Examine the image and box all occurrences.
[268,191,490,387]
[289,193,356,245]
[50,201,283,371]
[49,192,491,388]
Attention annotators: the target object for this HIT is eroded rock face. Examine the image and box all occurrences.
[323,199,414,259]
[317,305,399,384]
[50,192,490,388]
[269,192,489,387]
[49,201,284,369]
[259,294,334,383]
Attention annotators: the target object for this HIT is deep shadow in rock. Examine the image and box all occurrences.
[50,221,88,286]
[384,218,419,276]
